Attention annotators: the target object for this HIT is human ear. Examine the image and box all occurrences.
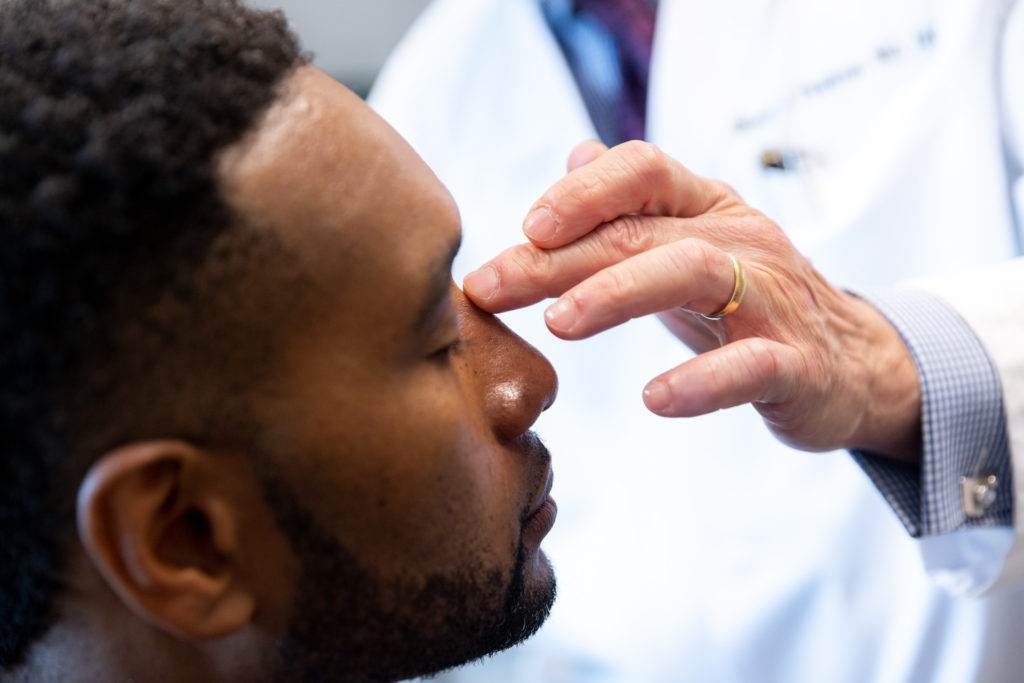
[76,440,256,640]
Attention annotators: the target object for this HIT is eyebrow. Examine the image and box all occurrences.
[412,234,462,332]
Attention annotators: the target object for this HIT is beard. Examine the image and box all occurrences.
[259,474,556,683]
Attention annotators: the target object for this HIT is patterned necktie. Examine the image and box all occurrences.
[543,0,657,145]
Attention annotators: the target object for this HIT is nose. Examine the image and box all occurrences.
[456,291,558,442]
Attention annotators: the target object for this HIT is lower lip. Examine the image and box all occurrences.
[523,497,557,543]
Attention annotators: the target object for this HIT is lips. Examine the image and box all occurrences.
[515,431,552,514]
[525,466,554,521]
[518,431,556,542]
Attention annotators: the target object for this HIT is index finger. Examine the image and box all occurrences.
[522,140,733,248]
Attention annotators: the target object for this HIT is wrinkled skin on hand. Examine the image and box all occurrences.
[464,141,922,463]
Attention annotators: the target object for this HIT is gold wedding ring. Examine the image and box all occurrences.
[701,252,747,320]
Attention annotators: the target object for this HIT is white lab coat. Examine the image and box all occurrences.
[371,1,1024,681]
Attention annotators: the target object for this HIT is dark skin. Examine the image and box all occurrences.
[13,65,559,682]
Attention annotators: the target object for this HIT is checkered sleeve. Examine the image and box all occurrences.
[849,288,1012,537]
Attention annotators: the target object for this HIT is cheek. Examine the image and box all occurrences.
[379,424,518,569]
[269,375,524,578]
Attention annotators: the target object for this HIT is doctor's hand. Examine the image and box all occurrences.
[463,141,922,463]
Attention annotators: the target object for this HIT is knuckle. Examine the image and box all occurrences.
[639,140,665,164]
[705,179,748,213]
[575,171,608,203]
[700,350,731,397]
[677,238,717,279]
[619,139,659,161]
[595,266,639,308]
[600,215,655,254]
[642,155,672,190]
[743,337,781,382]
[557,168,614,213]
[659,239,715,311]
[737,213,780,238]
[621,140,668,182]
[507,244,554,287]
[708,178,741,201]
[700,241,721,279]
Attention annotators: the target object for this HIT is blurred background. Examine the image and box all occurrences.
[247,0,431,97]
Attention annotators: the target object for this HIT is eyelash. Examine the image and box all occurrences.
[432,337,465,362]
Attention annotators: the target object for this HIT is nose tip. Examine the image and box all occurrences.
[485,346,558,442]
[538,356,558,414]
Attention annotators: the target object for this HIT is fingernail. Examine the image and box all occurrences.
[464,265,499,301]
[545,298,577,333]
[524,205,558,242]
[643,380,670,412]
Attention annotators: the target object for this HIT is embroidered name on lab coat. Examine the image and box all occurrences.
[734,26,937,135]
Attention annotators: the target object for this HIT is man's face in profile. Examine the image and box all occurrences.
[216,65,559,681]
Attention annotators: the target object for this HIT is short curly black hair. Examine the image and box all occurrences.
[0,0,303,669]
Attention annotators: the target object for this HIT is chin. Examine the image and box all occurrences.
[267,486,558,683]
[524,548,555,590]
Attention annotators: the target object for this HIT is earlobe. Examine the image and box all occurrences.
[76,440,256,640]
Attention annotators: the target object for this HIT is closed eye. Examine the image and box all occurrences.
[431,336,465,362]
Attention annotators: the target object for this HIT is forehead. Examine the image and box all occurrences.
[217,65,461,331]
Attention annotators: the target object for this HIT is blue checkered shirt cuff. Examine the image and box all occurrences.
[849,288,1012,537]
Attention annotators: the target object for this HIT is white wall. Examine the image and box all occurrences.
[247,1,433,95]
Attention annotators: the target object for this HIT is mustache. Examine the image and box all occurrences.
[514,430,551,468]
[516,430,553,523]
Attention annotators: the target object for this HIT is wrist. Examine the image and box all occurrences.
[845,294,922,463]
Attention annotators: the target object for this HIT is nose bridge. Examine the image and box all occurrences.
[459,297,558,442]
